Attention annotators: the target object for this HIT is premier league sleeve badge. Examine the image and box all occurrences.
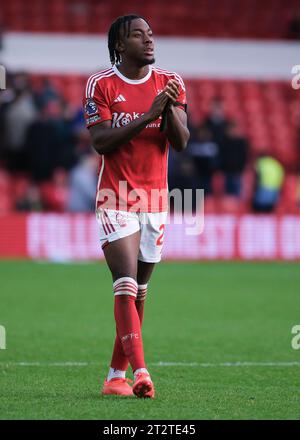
[85,99,99,116]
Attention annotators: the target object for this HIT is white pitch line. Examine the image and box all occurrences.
[0,361,300,367]
[152,361,300,367]
[0,362,90,367]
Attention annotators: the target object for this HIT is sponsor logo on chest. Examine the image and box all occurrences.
[112,111,162,129]
[112,112,140,127]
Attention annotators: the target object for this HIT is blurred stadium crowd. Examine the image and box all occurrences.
[0,72,98,213]
[0,69,300,215]
[0,0,300,215]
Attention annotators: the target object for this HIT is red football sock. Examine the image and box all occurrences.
[113,277,146,372]
[110,284,148,371]
[135,283,148,326]
[110,330,128,371]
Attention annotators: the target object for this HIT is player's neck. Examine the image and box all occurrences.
[116,63,150,81]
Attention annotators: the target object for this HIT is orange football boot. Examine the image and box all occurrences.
[132,373,155,398]
[102,378,133,396]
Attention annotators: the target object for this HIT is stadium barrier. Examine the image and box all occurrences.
[0,213,300,261]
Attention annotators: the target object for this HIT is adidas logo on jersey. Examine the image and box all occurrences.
[114,94,126,102]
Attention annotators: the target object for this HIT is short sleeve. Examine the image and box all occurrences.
[83,81,112,128]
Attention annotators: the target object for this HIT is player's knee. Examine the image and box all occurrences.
[112,272,137,282]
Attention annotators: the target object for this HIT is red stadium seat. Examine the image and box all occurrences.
[2,0,300,38]
[0,170,13,213]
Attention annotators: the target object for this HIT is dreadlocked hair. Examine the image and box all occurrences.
[108,14,149,65]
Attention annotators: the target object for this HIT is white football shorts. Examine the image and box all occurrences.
[96,209,168,263]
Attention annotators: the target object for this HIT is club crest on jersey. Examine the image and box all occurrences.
[85,99,98,116]
[115,212,127,228]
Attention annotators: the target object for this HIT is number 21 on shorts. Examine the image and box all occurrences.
[156,224,165,246]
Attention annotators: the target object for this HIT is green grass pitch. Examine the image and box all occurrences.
[0,260,300,419]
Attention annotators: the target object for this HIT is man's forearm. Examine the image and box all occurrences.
[92,113,152,154]
[166,105,190,152]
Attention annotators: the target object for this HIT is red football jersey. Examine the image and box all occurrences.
[83,65,187,212]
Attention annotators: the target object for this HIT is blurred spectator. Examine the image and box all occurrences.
[188,125,219,194]
[60,101,80,167]
[33,78,60,110]
[15,184,43,212]
[41,168,69,212]
[3,73,37,171]
[67,153,98,212]
[74,126,92,156]
[285,9,300,40]
[203,97,230,143]
[168,148,198,211]
[252,154,285,213]
[25,99,77,182]
[0,73,17,158]
[220,121,248,197]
